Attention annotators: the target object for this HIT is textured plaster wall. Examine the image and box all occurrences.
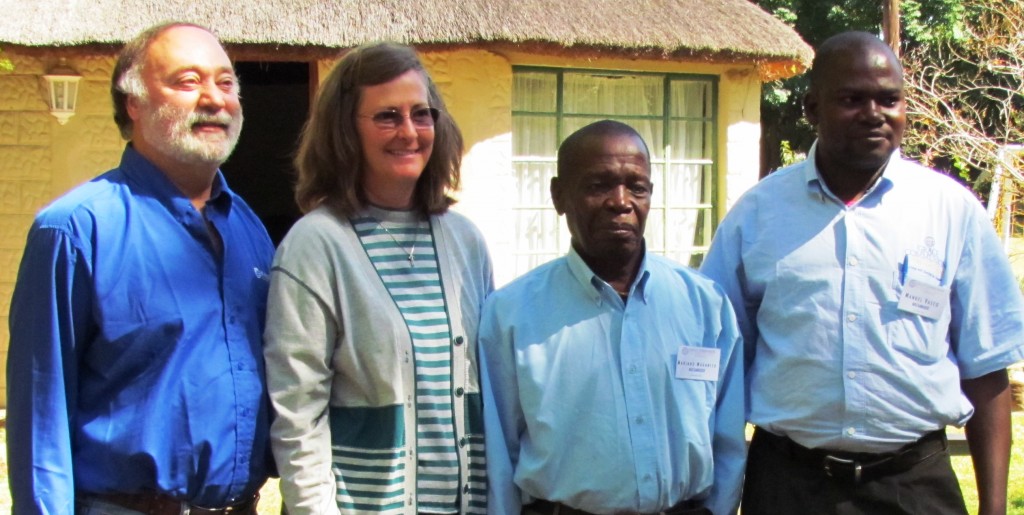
[719,66,765,213]
[0,49,124,406]
[419,49,517,286]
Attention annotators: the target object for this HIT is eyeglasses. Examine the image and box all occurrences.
[359,107,440,131]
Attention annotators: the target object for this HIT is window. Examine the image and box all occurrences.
[511,67,718,277]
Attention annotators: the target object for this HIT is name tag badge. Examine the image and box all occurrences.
[675,346,720,381]
[897,279,948,319]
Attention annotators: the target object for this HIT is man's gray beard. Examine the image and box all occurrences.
[144,102,244,168]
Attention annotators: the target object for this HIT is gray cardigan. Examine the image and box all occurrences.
[264,205,493,515]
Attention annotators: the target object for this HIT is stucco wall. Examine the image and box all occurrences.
[419,49,518,286]
[0,50,124,406]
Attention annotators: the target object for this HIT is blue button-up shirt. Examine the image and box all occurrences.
[7,146,275,514]
[701,143,1024,453]
[480,248,745,515]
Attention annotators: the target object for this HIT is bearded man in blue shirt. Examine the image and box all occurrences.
[701,31,1024,515]
[6,22,273,514]
[480,120,745,515]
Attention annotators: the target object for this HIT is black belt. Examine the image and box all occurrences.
[526,498,709,515]
[85,491,259,515]
[755,426,949,484]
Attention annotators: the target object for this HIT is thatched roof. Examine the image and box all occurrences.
[0,0,811,78]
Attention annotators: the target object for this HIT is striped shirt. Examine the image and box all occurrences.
[354,213,460,514]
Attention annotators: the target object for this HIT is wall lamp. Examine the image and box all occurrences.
[43,58,81,125]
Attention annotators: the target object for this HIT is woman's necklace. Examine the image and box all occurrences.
[376,220,418,265]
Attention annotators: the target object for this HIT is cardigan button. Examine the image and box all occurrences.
[454,336,465,346]
[455,387,465,397]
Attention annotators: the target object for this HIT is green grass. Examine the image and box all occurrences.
[0,413,1021,514]
[952,411,1024,514]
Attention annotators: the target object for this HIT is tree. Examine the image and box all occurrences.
[901,0,1024,236]
[901,0,1023,185]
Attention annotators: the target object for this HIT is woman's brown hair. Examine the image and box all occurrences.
[293,42,463,215]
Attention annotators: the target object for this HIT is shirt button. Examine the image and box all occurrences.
[847,313,857,322]
[459,437,467,448]
[454,336,465,346]
[635,416,644,424]
[463,485,470,494]
[849,257,859,266]
[456,387,465,397]
[847,427,857,435]
[847,371,856,379]
[643,473,653,482]
[628,365,638,374]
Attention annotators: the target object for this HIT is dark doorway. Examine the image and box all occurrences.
[221,61,310,245]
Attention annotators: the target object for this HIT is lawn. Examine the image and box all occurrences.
[0,413,1021,514]
[951,411,1024,514]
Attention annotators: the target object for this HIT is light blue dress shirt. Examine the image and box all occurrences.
[480,248,745,515]
[701,143,1024,453]
[6,146,275,514]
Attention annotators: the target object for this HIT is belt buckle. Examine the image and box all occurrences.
[823,455,863,483]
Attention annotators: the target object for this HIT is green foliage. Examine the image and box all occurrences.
[900,0,970,45]
[0,48,12,72]
[779,140,806,167]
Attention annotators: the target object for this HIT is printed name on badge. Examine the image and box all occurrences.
[675,346,720,381]
[897,278,948,319]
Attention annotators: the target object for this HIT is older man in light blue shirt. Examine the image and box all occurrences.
[701,31,1024,515]
[480,120,745,515]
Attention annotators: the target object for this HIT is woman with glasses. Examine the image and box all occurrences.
[263,42,493,515]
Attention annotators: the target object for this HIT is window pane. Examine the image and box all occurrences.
[671,80,712,118]
[563,73,662,116]
[645,207,665,252]
[514,208,564,276]
[513,161,556,207]
[664,164,708,207]
[669,120,712,161]
[513,116,558,157]
[513,72,557,112]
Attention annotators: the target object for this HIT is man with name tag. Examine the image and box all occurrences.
[700,31,1024,515]
[480,120,745,515]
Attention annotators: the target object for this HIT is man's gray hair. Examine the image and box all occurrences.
[110,22,218,140]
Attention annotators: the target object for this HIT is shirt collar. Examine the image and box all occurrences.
[120,144,234,215]
[802,140,898,205]
[566,244,652,305]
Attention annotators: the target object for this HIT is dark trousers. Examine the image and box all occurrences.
[742,428,968,515]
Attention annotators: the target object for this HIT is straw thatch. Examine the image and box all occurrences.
[0,0,811,76]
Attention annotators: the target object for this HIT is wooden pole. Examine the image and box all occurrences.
[882,0,901,57]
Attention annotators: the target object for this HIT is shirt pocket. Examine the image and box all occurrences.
[884,273,952,363]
